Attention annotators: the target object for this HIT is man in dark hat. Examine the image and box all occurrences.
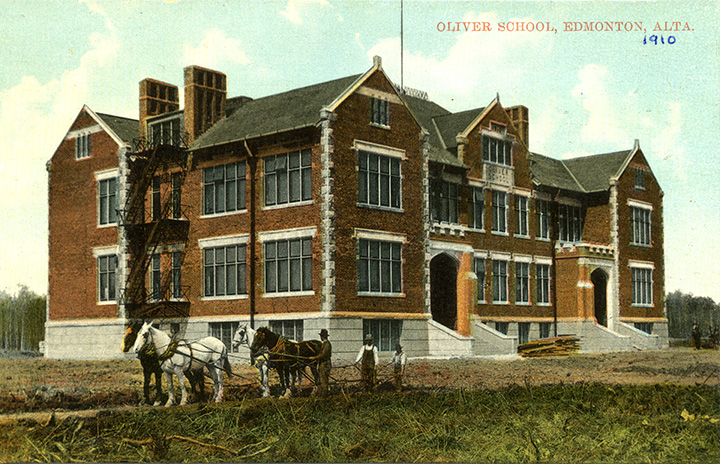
[315,329,332,396]
[355,333,378,392]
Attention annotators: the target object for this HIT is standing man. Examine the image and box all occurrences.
[390,343,407,392]
[355,334,378,392]
[315,329,332,396]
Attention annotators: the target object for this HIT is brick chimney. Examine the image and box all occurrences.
[139,78,180,140]
[506,105,529,148]
[183,65,227,143]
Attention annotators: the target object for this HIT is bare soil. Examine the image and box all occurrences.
[0,348,717,421]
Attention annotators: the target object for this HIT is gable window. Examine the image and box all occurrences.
[358,239,402,295]
[265,150,312,207]
[492,191,508,234]
[149,116,182,146]
[634,168,646,190]
[515,196,529,237]
[98,177,118,226]
[474,257,486,302]
[482,136,512,167]
[269,320,304,342]
[492,259,508,303]
[370,98,389,127]
[431,180,459,224]
[97,254,117,302]
[631,267,653,306]
[536,199,551,240]
[204,244,247,297]
[363,319,402,352]
[630,205,651,246]
[536,263,551,305]
[76,133,91,159]
[203,162,246,215]
[265,237,312,294]
[358,151,401,209]
[471,188,484,230]
[210,322,240,353]
[558,204,583,243]
[515,262,530,304]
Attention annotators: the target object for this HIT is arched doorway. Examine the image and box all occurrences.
[430,253,458,330]
[591,269,608,327]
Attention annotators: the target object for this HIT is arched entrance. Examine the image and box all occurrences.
[430,253,458,330]
[591,269,608,327]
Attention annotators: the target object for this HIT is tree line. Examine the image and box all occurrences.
[665,290,720,340]
[0,286,46,352]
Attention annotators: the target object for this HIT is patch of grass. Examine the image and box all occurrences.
[1,383,718,463]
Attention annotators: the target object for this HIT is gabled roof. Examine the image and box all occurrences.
[433,107,485,149]
[191,74,362,150]
[96,113,139,146]
[404,95,466,168]
[529,149,635,193]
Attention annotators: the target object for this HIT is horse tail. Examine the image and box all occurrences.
[224,355,232,376]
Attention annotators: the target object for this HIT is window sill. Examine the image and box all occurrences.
[370,123,391,130]
[357,292,405,298]
[537,303,552,307]
[201,294,249,301]
[263,290,315,299]
[75,156,91,161]
[97,300,116,306]
[630,243,652,248]
[491,231,509,237]
[263,200,314,211]
[631,304,654,308]
[199,210,247,219]
[536,237,551,242]
[97,223,118,229]
[515,234,531,240]
[516,302,531,306]
[357,203,404,213]
[468,227,485,234]
[431,222,467,236]
[492,301,510,305]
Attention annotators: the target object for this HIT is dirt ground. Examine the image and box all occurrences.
[0,348,717,421]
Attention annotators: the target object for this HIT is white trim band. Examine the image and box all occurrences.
[353,139,406,159]
[92,245,119,258]
[198,234,250,249]
[94,168,119,182]
[354,228,406,244]
[259,226,317,243]
[628,260,655,270]
[627,199,653,210]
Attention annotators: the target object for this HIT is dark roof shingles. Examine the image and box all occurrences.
[96,113,138,145]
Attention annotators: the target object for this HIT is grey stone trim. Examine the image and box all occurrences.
[320,108,337,315]
[610,180,620,331]
[116,146,129,320]
[420,130,432,316]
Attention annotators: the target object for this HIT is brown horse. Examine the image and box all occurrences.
[122,322,205,405]
[250,327,322,397]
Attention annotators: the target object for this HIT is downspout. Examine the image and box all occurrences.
[244,141,257,329]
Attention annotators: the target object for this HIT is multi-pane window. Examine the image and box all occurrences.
[269,320,304,341]
[265,150,312,207]
[171,251,182,299]
[98,255,117,302]
[482,136,512,166]
[431,181,459,224]
[518,322,530,344]
[630,206,651,246]
[516,262,530,304]
[99,177,118,225]
[370,98,389,127]
[634,322,653,334]
[358,239,402,294]
[632,268,653,306]
[471,188,484,229]
[536,199,551,240]
[76,133,90,159]
[492,260,508,303]
[492,191,508,234]
[204,244,247,297]
[634,168,646,190]
[171,173,182,219]
[536,263,551,305]
[203,162,246,215]
[358,151,401,209]
[363,319,402,352]
[150,254,161,300]
[558,204,583,243]
[210,322,240,353]
[515,196,529,237]
[474,258,486,302]
[152,177,161,221]
[150,116,182,146]
[265,238,312,294]
[495,322,509,335]
[539,322,551,339]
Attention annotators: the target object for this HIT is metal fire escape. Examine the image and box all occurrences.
[120,130,191,319]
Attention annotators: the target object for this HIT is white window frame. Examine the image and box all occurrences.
[558,204,583,243]
[492,191,509,235]
[357,145,403,211]
[95,169,119,227]
[471,187,485,231]
[536,199,551,240]
[370,97,390,128]
[536,262,551,305]
[199,234,250,301]
[260,228,316,298]
[75,133,91,159]
[492,258,509,304]
[431,180,460,225]
[264,150,312,209]
[630,261,654,307]
[515,195,529,238]
[93,246,118,304]
[482,133,512,167]
[355,229,405,296]
[474,257,486,302]
[202,161,247,217]
[629,200,652,247]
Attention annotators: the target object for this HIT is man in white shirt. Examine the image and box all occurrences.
[355,334,378,392]
[390,343,407,392]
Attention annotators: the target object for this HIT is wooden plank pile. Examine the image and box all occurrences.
[517,335,581,357]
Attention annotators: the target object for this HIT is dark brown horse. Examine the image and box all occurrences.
[250,327,322,397]
[122,322,205,405]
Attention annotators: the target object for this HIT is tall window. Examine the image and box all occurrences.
[152,177,161,220]
[204,244,247,297]
[630,206,651,246]
[492,260,508,303]
[358,151,401,209]
[632,267,653,306]
[474,258,486,302]
[203,162,246,215]
[210,322,240,353]
[539,322,551,339]
[265,150,312,207]
[515,196,529,237]
[558,204,583,243]
[536,263,551,305]
[75,133,91,159]
[431,180,459,224]
[149,254,161,301]
[495,322,509,335]
[634,168,646,190]
[536,199,551,240]
[98,255,117,302]
[265,238,312,294]
[492,191,508,234]
[171,251,182,299]
[358,239,402,294]
[171,173,182,219]
[471,188,484,230]
[269,320,304,341]
[515,262,530,304]
[518,322,530,345]
[482,136,512,166]
[370,98,389,127]
[150,116,182,146]
[363,319,402,352]
[98,177,118,226]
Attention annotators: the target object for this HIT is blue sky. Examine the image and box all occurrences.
[0,0,718,302]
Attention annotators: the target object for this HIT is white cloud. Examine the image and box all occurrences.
[183,29,250,69]
[281,0,333,25]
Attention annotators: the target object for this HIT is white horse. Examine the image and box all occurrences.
[233,324,271,397]
[132,322,231,406]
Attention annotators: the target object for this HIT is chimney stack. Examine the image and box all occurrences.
[139,79,180,140]
[506,105,529,148]
[183,65,227,143]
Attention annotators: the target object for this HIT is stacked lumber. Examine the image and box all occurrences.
[517,335,580,358]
